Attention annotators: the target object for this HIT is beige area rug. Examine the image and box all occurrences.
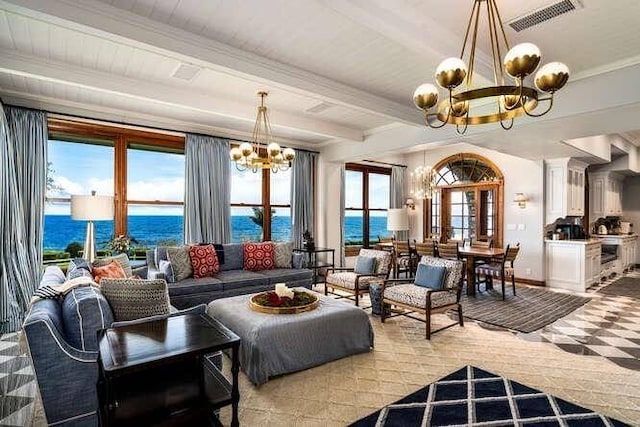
[216,301,640,426]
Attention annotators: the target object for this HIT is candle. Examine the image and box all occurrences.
[275,283,288,297]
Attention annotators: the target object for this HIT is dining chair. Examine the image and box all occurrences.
[414,242,434,258]
[393,239,417,278]
[475,243,521,300]
[435,242,460,261]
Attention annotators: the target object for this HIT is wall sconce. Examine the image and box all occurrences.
[513,193,528,209]
[405,198,415,210]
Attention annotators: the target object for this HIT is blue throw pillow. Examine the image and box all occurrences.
[354,256,376,274]
[414,264,447,289]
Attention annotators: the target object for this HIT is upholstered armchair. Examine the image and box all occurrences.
[381,256,464,339]
[325,249,392,306]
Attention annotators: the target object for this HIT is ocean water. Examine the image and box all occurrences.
[43,215,391,250]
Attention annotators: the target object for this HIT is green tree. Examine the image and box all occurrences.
[65,241,83,258]
[46,161,61,192]
[249,207,275,230]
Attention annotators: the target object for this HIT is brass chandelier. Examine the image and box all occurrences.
[413,0,570,134]
[230,91,295,173]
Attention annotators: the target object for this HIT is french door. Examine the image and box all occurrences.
[440,183,501,244]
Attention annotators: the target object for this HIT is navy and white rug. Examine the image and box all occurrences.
[350,366,629,426]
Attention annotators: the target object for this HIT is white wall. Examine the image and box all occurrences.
[622,175,640,263]
[316,156,343,264]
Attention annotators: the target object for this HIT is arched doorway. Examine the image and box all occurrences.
[424,153,504,246]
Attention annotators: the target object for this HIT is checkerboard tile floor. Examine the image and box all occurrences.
[0,332,37,427]
[517,270,640,371]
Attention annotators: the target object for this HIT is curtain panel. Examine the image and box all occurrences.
[290,151,317,249]
[0,104,47,333]
[390,165,408,241]
[184,134,231,244]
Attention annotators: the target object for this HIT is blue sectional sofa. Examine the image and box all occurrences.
[146,243,314,309]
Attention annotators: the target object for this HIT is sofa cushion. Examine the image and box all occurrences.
[274,241,293,268]
[66,258,93,280]
[101,278,170,321]
[93,253,133,277]
[166,246,193,281]
[255,268,313,284]
[243,242,275,271]
[167,277,223,297]
[189,244,220,278]
[221,243,244,271]
[92,260,127,284]
[216,270,269,292]
[62,285,114,351]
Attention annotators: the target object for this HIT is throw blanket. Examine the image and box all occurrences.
[31,276,98,304]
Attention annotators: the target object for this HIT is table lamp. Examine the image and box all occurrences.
[71,191,114,263]
[387,208,409,240]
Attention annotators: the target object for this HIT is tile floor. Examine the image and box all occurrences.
[1,272,639,426]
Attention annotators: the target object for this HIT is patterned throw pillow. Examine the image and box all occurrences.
[101,278,170,321]
[166,246,193,281]
[92,260,126,284]
[158,259,176,283]
[93,253,133,277]
[188,245,220,279]
[274,241,293,268]
[66,258,93,280]
[243,242,275,271]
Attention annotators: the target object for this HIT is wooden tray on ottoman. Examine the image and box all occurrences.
[249,291,319,314]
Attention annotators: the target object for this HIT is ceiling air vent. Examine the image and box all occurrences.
[171,63,201,81]
[507,0,583,32]
[305,102,334,114]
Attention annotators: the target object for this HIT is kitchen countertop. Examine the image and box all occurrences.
[544,238,602,245]
[592,234,637,238]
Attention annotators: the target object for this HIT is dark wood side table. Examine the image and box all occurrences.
[293,247,335,284]
[98,313,240,427]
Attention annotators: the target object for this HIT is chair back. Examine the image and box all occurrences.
[419,256,464,293]
[414,242,434,257]
[505,243,520,266]
[393,240,411,256]
[378,236,394,244]
[436,242,459,260]
[358,248,393,277]
[471,238,492,249]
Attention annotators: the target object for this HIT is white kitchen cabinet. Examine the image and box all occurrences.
[545,158,587,224]
[596,234,638,275]
[589,171,623,218]
[545,239,601,292]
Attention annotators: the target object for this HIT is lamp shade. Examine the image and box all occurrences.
[70,194,114,221]
[387,208,409,231]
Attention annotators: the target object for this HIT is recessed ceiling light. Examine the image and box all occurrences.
[171,63,201,81]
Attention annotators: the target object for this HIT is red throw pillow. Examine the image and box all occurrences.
[188,244,220,279]
[93,260,126,284]
[243,242,275,271]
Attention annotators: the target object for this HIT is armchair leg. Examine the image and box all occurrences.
[381,299,386,323]
[355,289,359,307]
[512,275,516,297]
[457,304,464,327]
[324,282,328,296]
[426,310,431,340]
[501,277,506,301]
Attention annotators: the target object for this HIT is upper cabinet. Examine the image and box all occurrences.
[545,158,588,224]
[589,171,623,218]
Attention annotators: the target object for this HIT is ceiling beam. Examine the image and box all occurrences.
[0,48,364,142]
[1,0,422,126]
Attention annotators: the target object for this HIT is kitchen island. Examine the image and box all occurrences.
[545,238,602,292]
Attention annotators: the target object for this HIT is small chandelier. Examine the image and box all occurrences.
[230,91,295,173]
[413,0,570,134]
[411,165,437,200]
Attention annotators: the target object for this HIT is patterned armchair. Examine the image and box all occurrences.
[325,249,392,306]
[381,256,464,339]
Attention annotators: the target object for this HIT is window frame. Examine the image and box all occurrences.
[47,118,185,237]
[345,163,391,249]
[423,153,504,246]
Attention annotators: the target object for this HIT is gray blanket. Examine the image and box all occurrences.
[207,290,374,385]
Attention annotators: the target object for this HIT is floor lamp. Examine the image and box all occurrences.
[387,208,409,241]
[71,191,114,263]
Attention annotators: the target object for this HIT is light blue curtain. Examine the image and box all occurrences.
[339,163,346,266]
[390,165,408,241]
[0,104,47,333]
[290,151,317,248]
[184,134,231,244]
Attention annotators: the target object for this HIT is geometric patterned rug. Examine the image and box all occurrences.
[349,366,630,426]
[0,332,37,426]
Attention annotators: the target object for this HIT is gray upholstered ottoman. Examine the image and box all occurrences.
[206,289,374,385]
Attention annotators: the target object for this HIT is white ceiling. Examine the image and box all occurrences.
[1,0,639,159]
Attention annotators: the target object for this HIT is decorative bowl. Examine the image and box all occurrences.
[249,290,319,314]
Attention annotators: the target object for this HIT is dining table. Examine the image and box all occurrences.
[457,245,505,296]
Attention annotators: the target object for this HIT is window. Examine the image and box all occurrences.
[345,164,391,249]
[230,156,293,242]
[425,153,503,245]
[44,119,185,259]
